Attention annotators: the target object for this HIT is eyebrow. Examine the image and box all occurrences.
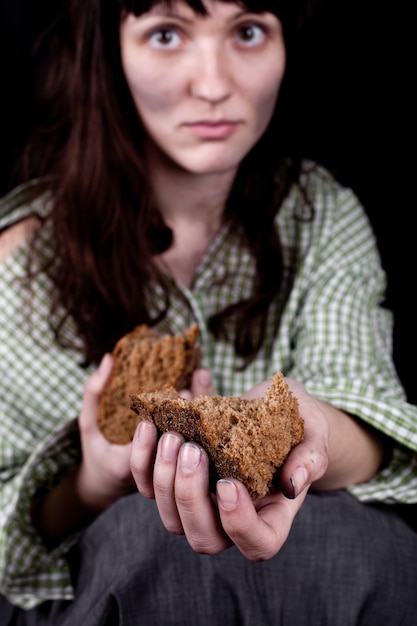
[151,10,193,23]
[147,7,249,24]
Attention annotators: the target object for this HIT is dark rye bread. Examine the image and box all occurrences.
[97,324,201,444]
[130,372,304,500]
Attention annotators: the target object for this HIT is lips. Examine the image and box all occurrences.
[183,121,240,139]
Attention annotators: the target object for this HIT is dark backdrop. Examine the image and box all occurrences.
[1,0,414,402]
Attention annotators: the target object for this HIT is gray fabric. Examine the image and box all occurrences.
[2,490,417,625]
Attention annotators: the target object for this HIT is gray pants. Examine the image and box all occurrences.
[2,490,417,625]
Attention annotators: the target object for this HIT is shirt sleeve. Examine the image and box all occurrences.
[0,183,87,608]
[286,170,417,503]
[0,419,81,609]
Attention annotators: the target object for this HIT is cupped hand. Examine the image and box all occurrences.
[77,354,135,515]
[243,377,330,500]
[130,375,330,561]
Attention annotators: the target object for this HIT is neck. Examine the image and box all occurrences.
[147,147,238,287]
[148,147,236,228]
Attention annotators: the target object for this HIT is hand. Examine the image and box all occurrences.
[31,355,137,546]
[77,354,136,515]
[243,377,329,500]
[130,375,330,561]
[178,368,214,398]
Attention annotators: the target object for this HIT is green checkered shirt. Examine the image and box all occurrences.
[1,165,416,609]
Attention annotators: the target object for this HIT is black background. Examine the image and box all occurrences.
[1,0,414,402]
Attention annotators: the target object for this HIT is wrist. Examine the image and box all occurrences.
[75,461,134,517]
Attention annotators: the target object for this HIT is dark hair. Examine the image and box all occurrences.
[121,0,302,28]
[22,0,308,366]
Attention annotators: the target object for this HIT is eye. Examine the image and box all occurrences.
[235,23,265,47]
[149,27,181,49]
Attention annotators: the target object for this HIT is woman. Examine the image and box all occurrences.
[0,0,416,623]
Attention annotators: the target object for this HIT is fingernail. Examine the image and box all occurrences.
[136,420,154,445]
[160,433,182,462]
[290,467,309,498]
[197,370,211,388]
[180,443,201,474]
[217,479,238,510]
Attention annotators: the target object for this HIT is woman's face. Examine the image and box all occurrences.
[120,0,285,175]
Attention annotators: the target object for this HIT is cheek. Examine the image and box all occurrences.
[126,70,169,116]
[256,48,286,114]
[251,71,284,130]
[122,49,177,117]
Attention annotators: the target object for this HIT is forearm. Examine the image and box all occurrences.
[31,468,92,549]
[312,400,388,491]
[30,354,137,548]
[30,464,121,549]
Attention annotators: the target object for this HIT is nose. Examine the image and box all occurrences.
[190,44,232,103]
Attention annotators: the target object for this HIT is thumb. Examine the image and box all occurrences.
[80,353,114,427]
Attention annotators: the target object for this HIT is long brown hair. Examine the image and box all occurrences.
[22,0,308,366]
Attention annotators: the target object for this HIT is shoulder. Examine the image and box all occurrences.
[283,160,375,234]
[0,180,51,263]
[0,216,41,263]
[298,160,360,207]
[277,160,381,271]
[0,180,51,229]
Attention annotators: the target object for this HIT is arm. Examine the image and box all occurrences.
[31,354,134,548]
[0,354,133,609]
[310,400,387,492]
[284,175,417,503]
[244,376,388,496]
[284,377,388,493]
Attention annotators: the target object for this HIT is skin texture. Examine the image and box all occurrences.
[120,1,286,177]
[27,1,386,556]
[120,1,286,286]
[0,216,40,263]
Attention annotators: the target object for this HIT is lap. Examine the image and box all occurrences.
[2,490,417,625]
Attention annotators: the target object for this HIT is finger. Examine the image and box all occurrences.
[178,369,214,399]
[279,436,328,499]
[216,479,307,561]
[190,369,214,397]
[152,432,185,533]
[79,353,114,431]
[130,420,159,499]
[279,386,329,498]
[174,443,231,553]
[178,389,192,400]
[241,379,271,400]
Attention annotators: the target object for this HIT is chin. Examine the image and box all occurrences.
[186,163,239,176]
[153,138,253,176]
[177,151,249,176]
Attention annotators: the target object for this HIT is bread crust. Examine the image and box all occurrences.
[97,324,201,443]
[131,372,304,500]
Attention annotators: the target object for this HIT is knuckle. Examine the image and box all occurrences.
[130,451,147,476]
[188,535,224,555]
[162,518,184,535]
[245,547,276,562]
[138,486,154,499]
[174,472,201,503]
[304,443,328,477]
[233,532,280,562]
[153,476,174,497]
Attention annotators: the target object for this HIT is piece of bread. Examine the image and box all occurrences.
[130,372,304,500]
[97,324,201,444]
